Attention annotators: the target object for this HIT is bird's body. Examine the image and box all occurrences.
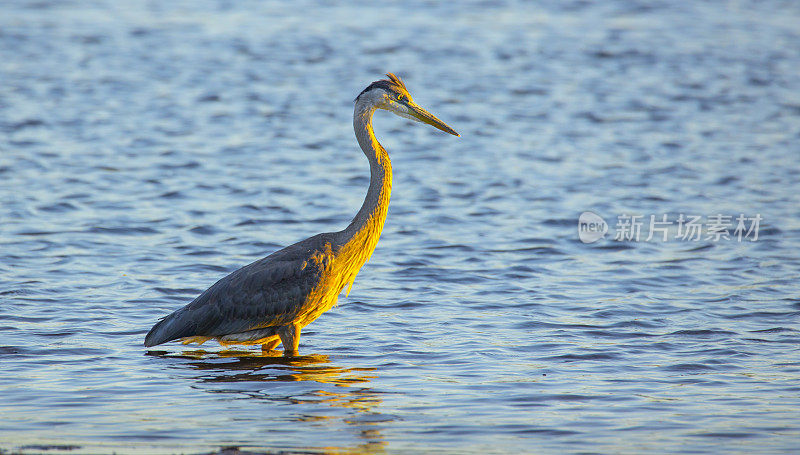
[144,73,458,355]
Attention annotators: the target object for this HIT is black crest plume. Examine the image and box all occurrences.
[355,73,411,101]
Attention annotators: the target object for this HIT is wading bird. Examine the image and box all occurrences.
[144,73,459,356]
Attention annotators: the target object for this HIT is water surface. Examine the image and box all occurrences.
[1,1,800,453]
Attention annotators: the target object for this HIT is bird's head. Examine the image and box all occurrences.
[355,73,459,137]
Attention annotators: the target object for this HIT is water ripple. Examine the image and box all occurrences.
[1,0,800,454]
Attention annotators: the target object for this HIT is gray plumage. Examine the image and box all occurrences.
[144,233,332,347]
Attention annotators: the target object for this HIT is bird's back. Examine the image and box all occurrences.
[144,233,338,347]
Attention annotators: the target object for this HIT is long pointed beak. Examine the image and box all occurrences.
[407,102,460,137]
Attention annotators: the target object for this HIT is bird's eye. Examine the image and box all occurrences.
[397,95,404,102]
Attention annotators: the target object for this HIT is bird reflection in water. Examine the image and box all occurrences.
[152,349,375,385]
[145,349,388,453]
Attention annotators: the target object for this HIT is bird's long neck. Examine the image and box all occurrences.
[335,104,392,292]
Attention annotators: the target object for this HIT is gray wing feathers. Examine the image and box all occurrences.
[144,234,331,347]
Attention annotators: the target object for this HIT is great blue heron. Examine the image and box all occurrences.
[144,73,459,356]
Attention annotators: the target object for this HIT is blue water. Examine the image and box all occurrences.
[2,1,800,453]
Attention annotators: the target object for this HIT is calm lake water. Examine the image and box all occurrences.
[2,1,800,454]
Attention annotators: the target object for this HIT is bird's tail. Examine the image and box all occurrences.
[144,309,194,347]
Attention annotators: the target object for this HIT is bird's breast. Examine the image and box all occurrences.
[293,242,340,327]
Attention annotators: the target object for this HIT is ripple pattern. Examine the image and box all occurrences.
[1,1,800,454]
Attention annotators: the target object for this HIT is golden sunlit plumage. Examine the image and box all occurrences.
[144,73,458,356]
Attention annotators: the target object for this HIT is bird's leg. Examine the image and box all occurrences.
[261,337,281,353]
[277,323,301,357]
